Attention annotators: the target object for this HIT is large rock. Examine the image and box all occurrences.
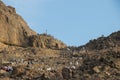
[29,34,66,49]
[0,1,36,47]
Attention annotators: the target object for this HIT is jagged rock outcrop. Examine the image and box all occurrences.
[29,34,66,49]
[85,31,120,50]
[0,1,36,47]
[108,31,120,46]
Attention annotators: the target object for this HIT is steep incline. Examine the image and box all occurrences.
[0,1,36,47]
[0,1,66,49]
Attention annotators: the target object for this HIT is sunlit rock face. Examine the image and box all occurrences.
[29,34,67,49]
[0,1,36,47]
[0,1,66,49]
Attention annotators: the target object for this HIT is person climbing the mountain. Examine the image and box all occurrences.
[1,65,13,72]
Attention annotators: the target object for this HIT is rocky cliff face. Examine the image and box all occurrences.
[29,34,66,49]
[0,1,36,47]
[0,1,66,49]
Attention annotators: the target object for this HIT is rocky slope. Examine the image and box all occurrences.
[79,31,120,50]
[0,1,66,49]
[0,1,36,47]
[0,1,119,80]
[29,34,66,49]
[0,33,119,80]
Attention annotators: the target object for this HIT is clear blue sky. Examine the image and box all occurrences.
[2,0,120,46]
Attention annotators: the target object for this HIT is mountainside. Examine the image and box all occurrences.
[0,1,120,80]
[0,1,36,47]
[85,31,120,50]
[29,34,66,49]
[0,1,66,49]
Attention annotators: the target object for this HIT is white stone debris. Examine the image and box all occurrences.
[47,67,52,71]
[70,62,72,65]
[71,66,76,69]
[75,61,79,65]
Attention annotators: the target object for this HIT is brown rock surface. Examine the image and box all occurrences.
[0,1,120,80]
[29,34,66,49]
[0,1,36,47]
[0,1,66,49]
[85,31,120,50]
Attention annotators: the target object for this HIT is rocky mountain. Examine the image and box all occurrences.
[85,31,120,50]
[0,1,36,47]
[0,1,66,49]
[0,1,119,80]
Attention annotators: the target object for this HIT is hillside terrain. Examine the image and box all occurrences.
[0,1,120,80]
